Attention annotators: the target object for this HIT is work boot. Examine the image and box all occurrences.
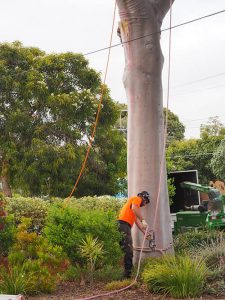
[124,270,131,279]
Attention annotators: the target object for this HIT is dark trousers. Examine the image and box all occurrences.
[118,220,133,276]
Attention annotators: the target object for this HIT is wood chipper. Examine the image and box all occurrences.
[174,181,225,233]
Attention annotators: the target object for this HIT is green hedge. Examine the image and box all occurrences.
[5,196,50,231]
[44,203,123,266]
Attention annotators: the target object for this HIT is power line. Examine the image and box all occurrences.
[169,151,224,159]
[170,72,225,89]
[182,115,225,123]
[170,82,225,97]
[84,9,225,56]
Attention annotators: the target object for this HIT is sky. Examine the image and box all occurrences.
[0,0,225,138]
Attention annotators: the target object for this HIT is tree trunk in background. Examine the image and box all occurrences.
[1,159,12,197]
[117,0,174,262]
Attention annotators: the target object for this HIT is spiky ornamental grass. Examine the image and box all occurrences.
[142,255,207,298]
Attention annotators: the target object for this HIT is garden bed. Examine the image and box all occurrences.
[27,281,220,300]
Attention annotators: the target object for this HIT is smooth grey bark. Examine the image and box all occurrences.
[117,0,174,262]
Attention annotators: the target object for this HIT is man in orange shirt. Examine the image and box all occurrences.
[118,191,150,278]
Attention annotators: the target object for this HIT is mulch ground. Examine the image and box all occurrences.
[27,281,223,300]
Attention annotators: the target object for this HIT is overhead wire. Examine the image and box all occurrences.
[171,72,225,89]
[83,8,225,56]
[182,114,225,123]
[169,151,224,159]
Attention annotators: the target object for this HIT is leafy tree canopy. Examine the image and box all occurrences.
[0,42,126,197]
[166,135,223,184]
[164,108,185,144]
[210,138,225,181]
[200,116,225,138]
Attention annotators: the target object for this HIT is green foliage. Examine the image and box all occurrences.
[166,139,197,173]
[0,264,36,295]
[3,217,69,295]
[200,117,225,138]
[105,279,135,291]
[164,108,185,144]
[5,196,50,231]
[210,138,225,181]
[142,255,207,298]
[174,230,225,254]
[199,239,225,271]
[44,204,123,267]
[0,215,15,256]
[167,177,175,206]
[69,195,125,213]
[189,235,225,297]
[0,41,126,197]
[0,192,16,255]
[94,265,123,282]
[79,235,104,278]
[166,135,222,183]
[193,135,223,183]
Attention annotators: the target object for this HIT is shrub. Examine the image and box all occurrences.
[174,230,225,254]
[2,217,69,295]
[0,215,16,256]
[44,204,122,267]
[190,238,225,297]
[142,255,207,298]
[68,195,125,213]
[193,238,225,270]
[5,196,50,232]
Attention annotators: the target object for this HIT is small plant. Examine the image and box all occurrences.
[142,255,207,298]
[79,234,104,285]
[105,279,135,291]
[0,264,36,295]
[94,265,124,282]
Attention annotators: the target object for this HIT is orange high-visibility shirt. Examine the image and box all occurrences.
[118,196,142,226]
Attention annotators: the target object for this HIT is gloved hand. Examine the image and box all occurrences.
[146,232,152,241]
[141,219,148,229]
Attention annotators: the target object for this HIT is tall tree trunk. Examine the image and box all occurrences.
[1,159,12,197]
[117,0,174,262]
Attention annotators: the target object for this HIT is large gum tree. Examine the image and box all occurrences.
[116,0,174,262]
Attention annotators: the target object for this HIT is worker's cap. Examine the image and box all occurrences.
[138,191,151,203]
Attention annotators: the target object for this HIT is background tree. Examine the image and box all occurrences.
[166,135,223,184]
[166,139,197,173]
[117,0,175,261]
[210,138,225,181]
[0,42,126,197]
[200,116,225,138]
[164,108,185,144]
